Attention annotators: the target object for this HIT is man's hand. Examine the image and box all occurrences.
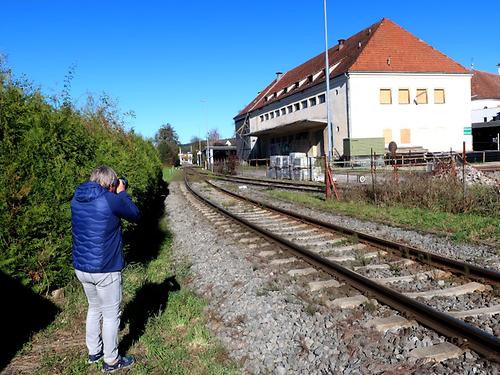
[116,179,126,194]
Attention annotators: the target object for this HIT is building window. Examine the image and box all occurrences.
[379,89,392,104]
[283,87,288,94]
[309,97,317,106]
[281,108,286,115]
[270,112,275,119]
[301,100,308,109]
[259,115,264,122]
[294,103,300,111]
[307,74,313,83]
[383,128,393,144]
[275,110,280,117]
[398,89,410,104]
[265,113,269,120]
[400,128,411,144]
[434,89,445,104]
[287,105,293,113]
[318,94,326,103]
[416,89,428,104]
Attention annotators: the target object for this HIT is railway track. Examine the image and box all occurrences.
[473,163,500,173]
[183,170,500,363]
[197,169,326,193]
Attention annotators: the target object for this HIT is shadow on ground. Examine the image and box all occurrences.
[0,271,60,371]
[119,275,180,354]
[124,174,169,264]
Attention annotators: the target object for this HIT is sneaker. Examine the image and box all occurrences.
[88,350,104,364]
[102,356,135,373]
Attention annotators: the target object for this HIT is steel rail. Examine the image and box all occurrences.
[202,179,500,285]
[211,174,324,192]
[194,168,325,191]
[184,175,500,362]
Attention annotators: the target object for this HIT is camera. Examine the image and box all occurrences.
[118,177,128,190]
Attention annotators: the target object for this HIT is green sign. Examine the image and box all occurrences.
[463,127,472,135]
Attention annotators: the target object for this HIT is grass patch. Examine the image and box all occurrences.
[163,167,183,184]
[267,190,500,246]
[9,208,237,374]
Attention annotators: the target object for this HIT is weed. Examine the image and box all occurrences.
[353,250,368,267]
[305,303,318,316]
[256,280,280,296]
[363,300,378,313]
[491,285,500,298]
[389,263,402,276]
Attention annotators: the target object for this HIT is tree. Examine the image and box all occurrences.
[155,123,180,166]
[190,135,202,144]
[207,128,220,143]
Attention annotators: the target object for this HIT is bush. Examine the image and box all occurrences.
[0,74,164,294]
[342,172,499,219]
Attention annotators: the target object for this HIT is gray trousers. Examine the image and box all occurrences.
[75,270,122,364]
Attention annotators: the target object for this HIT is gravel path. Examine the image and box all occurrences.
[166,181,499,374]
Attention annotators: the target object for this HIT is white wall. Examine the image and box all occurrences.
[471,99,500,110]
[348,73,472,152]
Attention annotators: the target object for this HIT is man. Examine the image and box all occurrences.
[71,165,140,372]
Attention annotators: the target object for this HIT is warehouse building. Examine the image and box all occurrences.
[234,18,472,161]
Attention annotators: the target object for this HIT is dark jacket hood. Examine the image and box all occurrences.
[73,181,107,203]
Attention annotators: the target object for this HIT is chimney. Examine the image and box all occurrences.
[338,39,345,50]
[497,63,500,75]
[276,72,283,80]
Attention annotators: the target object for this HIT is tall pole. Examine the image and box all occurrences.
[323,0,333,161]
[201,99,209,169]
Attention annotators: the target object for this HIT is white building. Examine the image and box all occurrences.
[471,68,500,150]
[235,18,472,160]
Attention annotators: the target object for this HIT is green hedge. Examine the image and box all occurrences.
[0,77,164,294]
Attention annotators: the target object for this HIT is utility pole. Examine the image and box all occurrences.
[201,99,209,169]
[323,0,333,161]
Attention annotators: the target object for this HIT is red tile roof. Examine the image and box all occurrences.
[237,18,469,118]
[471,70,500,100]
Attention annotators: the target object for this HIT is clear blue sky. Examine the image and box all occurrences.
[1,0,499,143]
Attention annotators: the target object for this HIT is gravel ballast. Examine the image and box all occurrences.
[166,181,499,374]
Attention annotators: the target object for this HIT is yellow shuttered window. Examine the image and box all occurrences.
[416,89,428,104]
[400,128,411,144]
[398,89,410,104]
[434,89,445,104]
[383,128,393,144]
[379,89,392,104]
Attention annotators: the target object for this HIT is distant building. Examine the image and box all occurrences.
[235,18,472,160]
[471,67,500,150]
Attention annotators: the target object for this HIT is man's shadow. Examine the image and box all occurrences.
[0,271,60,371]
[119,275,180,353]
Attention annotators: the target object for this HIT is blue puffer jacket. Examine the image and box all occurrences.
[71,181,140,273]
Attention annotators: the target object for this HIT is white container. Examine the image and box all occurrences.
[292,157,307,168]
[289,152,306,159]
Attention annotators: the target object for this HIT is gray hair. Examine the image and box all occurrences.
[89,165,118,188]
